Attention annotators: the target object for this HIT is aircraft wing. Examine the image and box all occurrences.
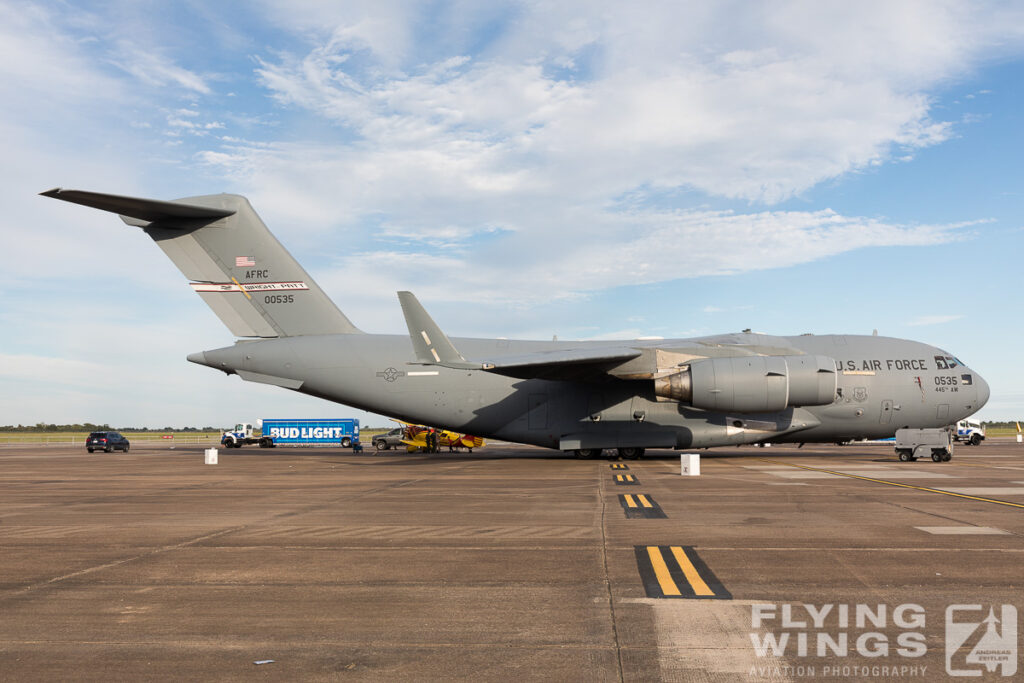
[479,346,642,381]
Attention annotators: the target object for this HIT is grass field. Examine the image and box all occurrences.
[0,428,392,446]
[0,431,223,446]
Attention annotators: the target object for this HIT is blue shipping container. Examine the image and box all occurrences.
[262,419,360,446]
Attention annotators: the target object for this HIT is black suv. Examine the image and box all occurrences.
[86,431,130,453]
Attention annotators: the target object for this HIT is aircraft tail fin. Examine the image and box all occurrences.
[42,188,361,337]
[397,291,474,367]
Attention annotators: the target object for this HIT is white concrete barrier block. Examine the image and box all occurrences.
[204,448,218,465]
[1017,434,1022,444]
[680,452,700,476]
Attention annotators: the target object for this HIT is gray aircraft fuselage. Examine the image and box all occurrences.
[41,187,989,453]
[188,331,988,451]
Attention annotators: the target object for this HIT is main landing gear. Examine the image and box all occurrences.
[574,447,646,460]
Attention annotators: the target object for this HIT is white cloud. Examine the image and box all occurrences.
[197,138,977,306]
[109,41,211,94]
[0,3,128,115]
[241,1,1024,205]
[0,354,104,385]
[175,1,1023,313]
[702,304,753,314]
[906,314,965,327]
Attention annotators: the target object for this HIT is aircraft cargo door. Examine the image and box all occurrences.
[528,393,548,430]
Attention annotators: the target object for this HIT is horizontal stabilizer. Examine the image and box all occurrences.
[40,188,235,223]
[481,346,642,381]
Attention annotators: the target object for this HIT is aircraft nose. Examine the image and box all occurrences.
[974,371,990,410]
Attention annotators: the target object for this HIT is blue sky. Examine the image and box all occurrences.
[3,1,1024,428]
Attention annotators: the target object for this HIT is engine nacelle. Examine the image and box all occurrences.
[653,354,837,413]
[784,354,838,406]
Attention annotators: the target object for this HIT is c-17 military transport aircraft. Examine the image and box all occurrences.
[43,188,990,458]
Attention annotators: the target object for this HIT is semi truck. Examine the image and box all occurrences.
[221,419,360,448]
[952,419,985,446]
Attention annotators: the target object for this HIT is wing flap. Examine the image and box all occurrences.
[481,346,642,381]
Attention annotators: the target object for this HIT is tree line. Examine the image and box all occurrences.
[0,423,219,432]
[975,420,1021,429]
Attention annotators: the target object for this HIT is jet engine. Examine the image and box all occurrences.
[652,355,837,413]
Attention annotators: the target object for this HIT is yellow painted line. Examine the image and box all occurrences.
[230,277,252,300]
[646,546,681,596]
[638,494,653,508]
[624,494,637,508]
[670,546,715,597]
[756,459,1024,510]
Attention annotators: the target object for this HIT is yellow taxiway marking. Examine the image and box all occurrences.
[616,474,635,482]
[637,494,653,508]
[756,459,1024,510]
[646,546,681,596]
[635,546,730,599]
[669,546,714,597]
[624,494,638,508]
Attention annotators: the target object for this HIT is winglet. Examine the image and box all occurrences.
[397,291,475,368]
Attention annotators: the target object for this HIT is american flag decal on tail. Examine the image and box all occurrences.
[235,256,255,267]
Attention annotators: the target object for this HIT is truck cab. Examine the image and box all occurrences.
[221,422,275,448]
[953,419,985,446]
